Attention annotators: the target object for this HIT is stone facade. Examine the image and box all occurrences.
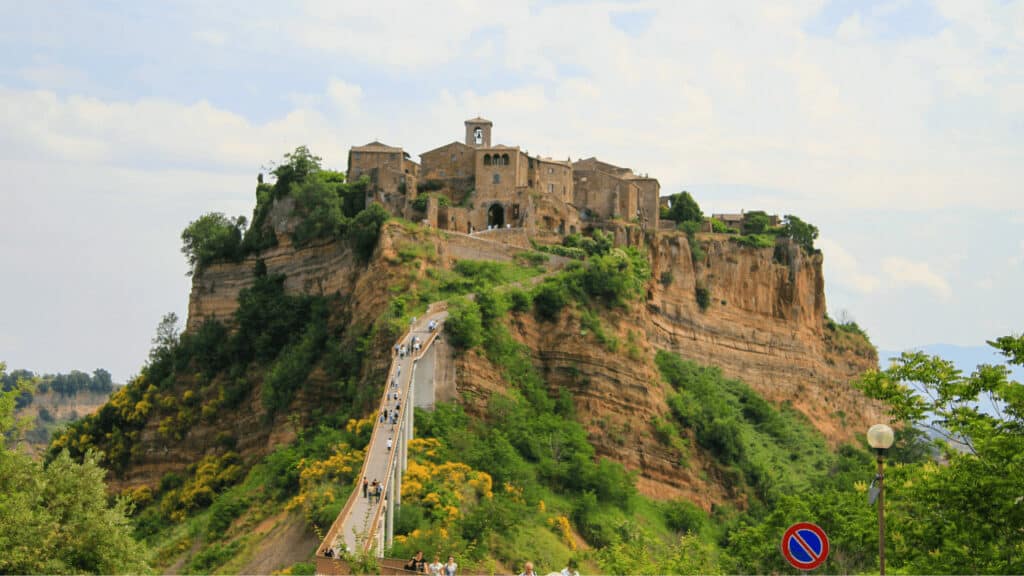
[347,117,659,237]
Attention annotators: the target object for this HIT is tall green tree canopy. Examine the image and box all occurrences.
[180,212,246,273]
[664,191,703,224]
[780,214,819,253]
[0,363,150,574]
[854,335,1024,574]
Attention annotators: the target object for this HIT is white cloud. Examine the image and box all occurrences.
[882,257,953,300]
[193,29,226,47]
[818,237,881,294]
[326,79,362,115]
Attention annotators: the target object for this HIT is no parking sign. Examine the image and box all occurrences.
[781,522,829,571]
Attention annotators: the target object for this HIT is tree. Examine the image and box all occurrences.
[781,214,819,253]
[742,210,771,235]
[665,191,703,224]
[180,212,246,274]
[855,335,1024,574]
[271,145,322,198]
[445,297,484,349]
[0,363,150,574]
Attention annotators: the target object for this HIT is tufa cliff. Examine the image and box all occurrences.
[175,218,880,509]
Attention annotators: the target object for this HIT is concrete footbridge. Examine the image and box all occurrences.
[316,304,448,573]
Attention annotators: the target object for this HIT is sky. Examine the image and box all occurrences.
[0,0,1022,382]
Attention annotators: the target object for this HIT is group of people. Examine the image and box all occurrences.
[361,477,384,502]
[404,551,458,576]
[402,553,579,576]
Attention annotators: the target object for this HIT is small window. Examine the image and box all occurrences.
[451,154,457,162]
[439,169,445,177]
[474,127,483,145]
[513,204,520,218]
[493,173,500,184]
[502,153,510,165]
[548,167,553,174]
[548,183,555,193]
[354,152,361,160]
[484,154,491,166]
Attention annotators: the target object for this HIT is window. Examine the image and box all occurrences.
[451,154,457,162]
[548,167,554,174]
[474,127,483,145]
[513,204,520,218]
[493,173,500,184]
[439,169,445,177]
[353,152,361,160]
[484,154,491,166]
[502,153,510,165]
[548,183,555,193]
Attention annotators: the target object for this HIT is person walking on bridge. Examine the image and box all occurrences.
[362,477,368,499]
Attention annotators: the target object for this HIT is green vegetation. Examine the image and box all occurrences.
[730,233,775,248]
[181,213,247,273]
[446,297,484,349]
[780,214,819,253]
[661,191,703,224]
[655,352,833,503]
[411,193,451,212]
[710,217,738,234]
[741,210,771,235]
[695,286,711,311]
[181,146,388,273]
[851,336,1024,574]
[0,363,150,574]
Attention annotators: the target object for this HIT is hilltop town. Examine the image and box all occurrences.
[347,117,662,238]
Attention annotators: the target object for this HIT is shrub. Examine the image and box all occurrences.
[533,280,570,321]
[695,287,710,311]
[476,287,509,325]
[411,193,451,212]
[508,289,533,312]
[731,234,775,249]
[446,297,484,349]
[180,212,246,273]
[710,218,738,234]
[664,191,703,224]
[347,203,390,262]
[742,211,771,235]
[663,499,707,534]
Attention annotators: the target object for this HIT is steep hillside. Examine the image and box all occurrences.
[48,171,882,572]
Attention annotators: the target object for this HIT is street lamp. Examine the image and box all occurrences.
[867,423,895,575]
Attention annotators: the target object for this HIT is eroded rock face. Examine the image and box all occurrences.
[452,232,881,507]
[148,224,880,508]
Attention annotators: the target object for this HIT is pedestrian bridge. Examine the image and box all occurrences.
[315,305,448,575]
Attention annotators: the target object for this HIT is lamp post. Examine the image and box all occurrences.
[867,423,895,575]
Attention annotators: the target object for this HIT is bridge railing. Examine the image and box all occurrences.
[362,316,446,553]
[317,302,447,559]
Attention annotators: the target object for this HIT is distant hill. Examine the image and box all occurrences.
[3,368,117,454]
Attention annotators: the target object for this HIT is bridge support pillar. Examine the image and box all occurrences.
[395,435,403,507]
[385,481,394,549]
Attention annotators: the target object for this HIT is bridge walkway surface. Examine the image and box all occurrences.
[316,304,448,572]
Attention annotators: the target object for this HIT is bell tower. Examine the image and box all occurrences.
[464,117,492,148]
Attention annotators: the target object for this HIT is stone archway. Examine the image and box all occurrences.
[487,204,505,228]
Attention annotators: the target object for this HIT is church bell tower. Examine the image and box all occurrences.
[464,117,492,148]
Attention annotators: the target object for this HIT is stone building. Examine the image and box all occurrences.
[347,141,420,208]
[573,157,659,231]
[348,117,659,237]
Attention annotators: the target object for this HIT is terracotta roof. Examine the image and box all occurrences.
[538,157,572,167]
[464,116,493,124]
[351,141,402,153]
[420,140,471,156]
